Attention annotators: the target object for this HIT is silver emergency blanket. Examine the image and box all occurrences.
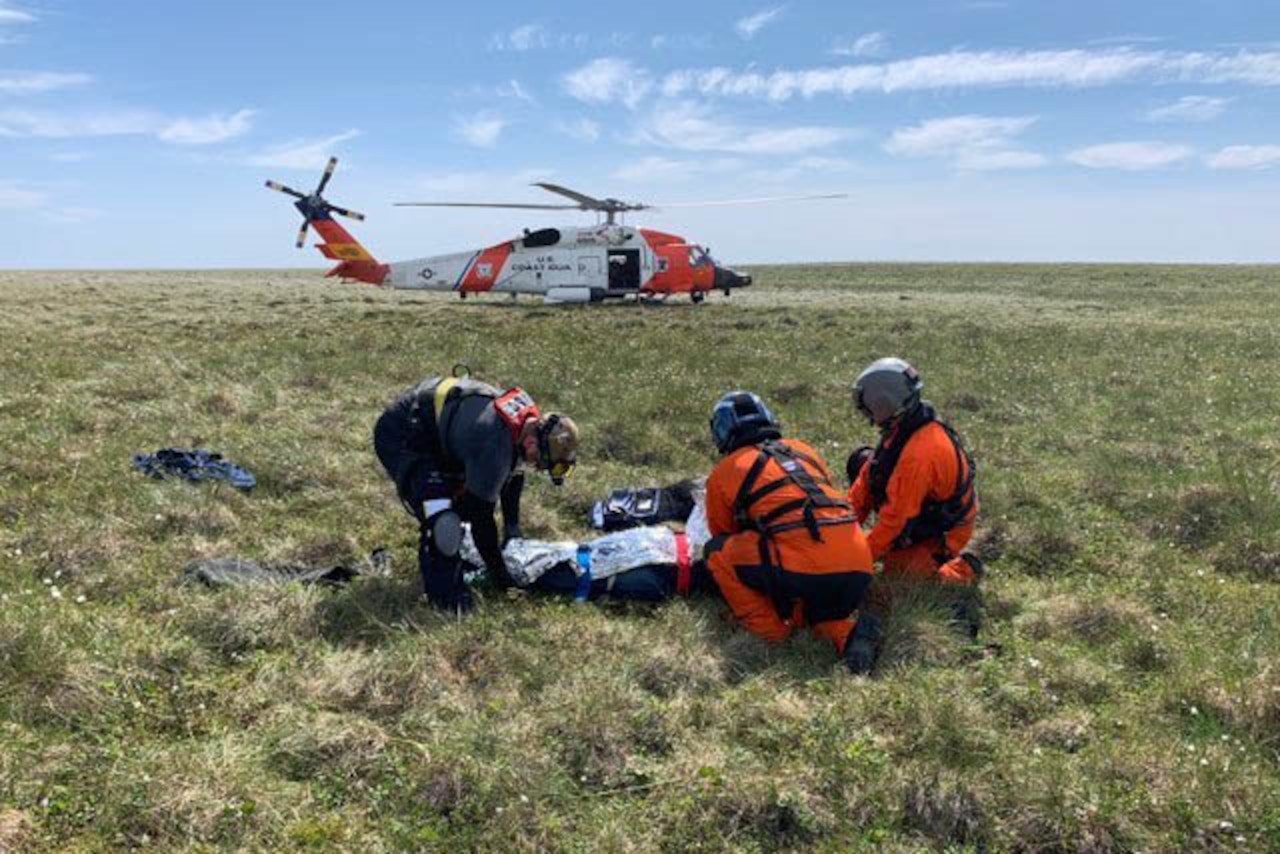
[462,490,709,587]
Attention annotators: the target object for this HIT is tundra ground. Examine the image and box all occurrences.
[1,265,1278,851]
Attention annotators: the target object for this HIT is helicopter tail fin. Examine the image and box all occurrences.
[312,218,389,286]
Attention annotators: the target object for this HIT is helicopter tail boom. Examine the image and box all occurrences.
[312,218,389,285]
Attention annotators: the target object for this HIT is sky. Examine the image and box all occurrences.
[2,0,1279,267]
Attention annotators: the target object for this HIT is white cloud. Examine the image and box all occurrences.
[657,48,1280,102]
[744,155,855,183]
[246,130,360,170]
[0,108,158,137]
[832,32,887,58]
[454,113,507,148]
[556,117,601,142]
[495,79,535,104]
[639,102,852,155]
[414,168,554,194]
[40,206,101,224]
[0,182,44,208]
[1067,141,1193,170]
[157,109,255,144]
[886,115,1044,170]
[0,3,35,24]
[0,107,255,145]
[612,155,745,182]
[562,57,652,110]
[735,7,784,40]
[1144,95,1230,122]
[508,24,547,51]
[489,24,589,51]
[1206,145,1280,169]
[0,71,92,94]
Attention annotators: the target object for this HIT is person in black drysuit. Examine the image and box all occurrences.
[373,375,579,612]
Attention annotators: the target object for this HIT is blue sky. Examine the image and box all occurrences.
[2,0,1279,266]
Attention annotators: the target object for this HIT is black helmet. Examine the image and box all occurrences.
[710,391,781,454]
[852,357,923,426]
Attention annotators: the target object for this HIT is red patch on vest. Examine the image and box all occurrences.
[494,388,540,441]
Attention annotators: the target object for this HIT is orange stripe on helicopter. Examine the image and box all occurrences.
[459,241,513,292]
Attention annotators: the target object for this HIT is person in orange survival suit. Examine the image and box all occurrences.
[847,358,983,590]
[702,391,881,674]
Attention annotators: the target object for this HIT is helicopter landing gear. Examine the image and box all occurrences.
[691,290,706,304]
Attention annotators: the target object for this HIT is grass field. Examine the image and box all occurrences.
[2,264,1279,851]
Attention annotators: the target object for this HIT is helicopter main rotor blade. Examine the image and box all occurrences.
[327,204,365,221]
[316,156,338,195]
[295,221,310,249]
[394,202,580,210]
[530,182,608,208]
[265,180,305,199]
[650,193,850,209]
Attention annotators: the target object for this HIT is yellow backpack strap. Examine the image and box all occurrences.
[433,377,460,420]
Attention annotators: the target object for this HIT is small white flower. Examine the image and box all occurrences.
[49,587,62,599]
[1027,657,1041,669]
[42,577,52,585]
[1190,706,1199,716]
[75,595,86,604]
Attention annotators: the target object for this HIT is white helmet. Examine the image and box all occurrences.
[852,357,923,426]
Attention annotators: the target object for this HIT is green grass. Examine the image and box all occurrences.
[1,264,1279,851]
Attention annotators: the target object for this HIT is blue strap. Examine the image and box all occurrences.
[574,545,592,602]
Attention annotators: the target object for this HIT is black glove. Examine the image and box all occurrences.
[844,612,882,675]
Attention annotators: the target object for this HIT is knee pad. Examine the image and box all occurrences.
[424,504,462,558]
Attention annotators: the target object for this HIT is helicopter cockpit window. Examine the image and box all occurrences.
[521,228,561,249]
[689,246,712,267]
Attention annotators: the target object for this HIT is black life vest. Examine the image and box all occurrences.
[868,404,977,550]
[407,377,539,472]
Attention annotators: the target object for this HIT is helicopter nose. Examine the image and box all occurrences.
[714,265,752,292]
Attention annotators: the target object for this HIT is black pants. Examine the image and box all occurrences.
[374,408,464,598]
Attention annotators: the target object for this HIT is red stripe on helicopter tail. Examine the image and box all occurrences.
[459,241,513,292]
[326,260,390,286]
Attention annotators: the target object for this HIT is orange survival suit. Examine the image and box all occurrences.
[848,404,979,585]
[705,438,875,654]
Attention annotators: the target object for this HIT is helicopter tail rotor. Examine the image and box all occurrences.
[262,155,389,286]
[264,156,367,249]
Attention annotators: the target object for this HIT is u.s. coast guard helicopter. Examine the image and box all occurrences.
[265,157,844,304]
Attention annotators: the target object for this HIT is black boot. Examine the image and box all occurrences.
[844,612,882,675]
[420,536,473,613]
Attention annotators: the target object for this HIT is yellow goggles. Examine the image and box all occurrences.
[549,459,576,483]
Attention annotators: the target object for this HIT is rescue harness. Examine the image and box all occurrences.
[730,440,863,622]
[868,404,977,551]
[409,376,538,460]
[732,440,858,542]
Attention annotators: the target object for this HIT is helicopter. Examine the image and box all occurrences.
[265,157,846,304]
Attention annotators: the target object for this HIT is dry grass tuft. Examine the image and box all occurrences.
[203,387,242,417]
[900,773,988,847]
[265,708,389,781]
[1020,595,1149,644]
[1030,712,1093,753]
[0,809,33,854]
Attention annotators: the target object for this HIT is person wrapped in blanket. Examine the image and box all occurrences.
[460,488,715,602]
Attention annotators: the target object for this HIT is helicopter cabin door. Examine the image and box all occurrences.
[607,249,640,291]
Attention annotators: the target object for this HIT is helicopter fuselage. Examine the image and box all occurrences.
[377,224,751,302]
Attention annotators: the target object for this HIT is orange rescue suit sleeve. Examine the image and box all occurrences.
[848,466,872,523]
[862,423,962,560]
[705,459,740,538]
